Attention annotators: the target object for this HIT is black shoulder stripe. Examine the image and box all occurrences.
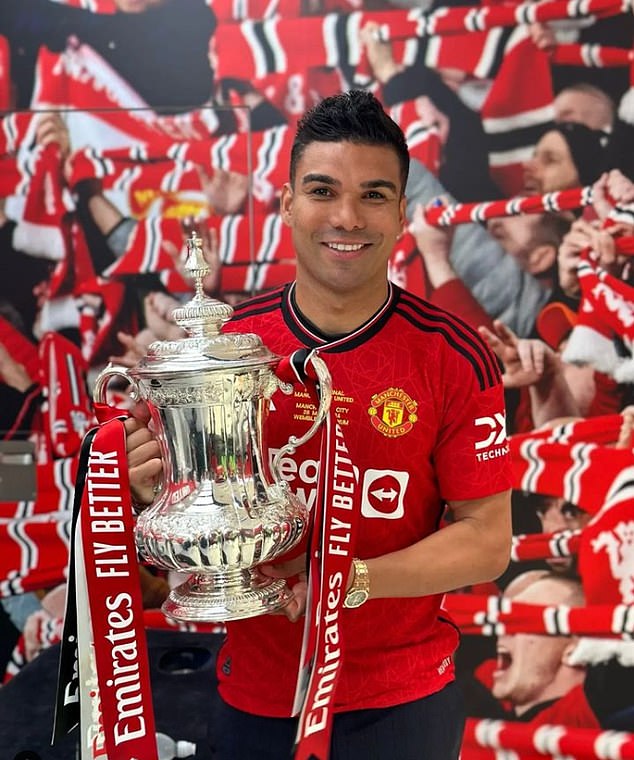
[396,305,494,392]
[396,294,501,391]
[230,286,286,322]
[398,292,500,383]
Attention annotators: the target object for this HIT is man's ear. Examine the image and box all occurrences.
[399,195,407,232]
[280,183,293,226]
[526,244,557,276]
[562,638,584,669]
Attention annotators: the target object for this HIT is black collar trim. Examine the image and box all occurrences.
[281,282,399,353]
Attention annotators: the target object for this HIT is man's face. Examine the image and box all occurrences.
[492,580,578,715]
[522,131,580,195]
[486,216,538,266]
[536,497,590,533]
[554,90,612,132]
[536,497,591,572]
[280,140,406,303]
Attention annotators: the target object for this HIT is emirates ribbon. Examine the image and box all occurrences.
[53,407,158,759]
[276,350,361,760]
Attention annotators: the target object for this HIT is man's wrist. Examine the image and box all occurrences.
[424,257,458,289]
[343,558,370,608]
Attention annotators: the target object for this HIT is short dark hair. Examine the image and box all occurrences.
[548,121,612,187]
[290,90,410,195]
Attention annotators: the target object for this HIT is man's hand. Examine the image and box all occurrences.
[592,169,634,221]
[35,113,70,157]
[359,21,404,85]
[409,199,457,289]
[259,555,307,622]
[479,320,558,388]
[557,218,606,297]
[0,342,34,392]
[125,413,162,507]
[617,406,634,450]
[109,330,154,368]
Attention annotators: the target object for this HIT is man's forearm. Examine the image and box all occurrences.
[364,490,511,599]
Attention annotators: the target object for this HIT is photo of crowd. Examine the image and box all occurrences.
[0,0,633,757]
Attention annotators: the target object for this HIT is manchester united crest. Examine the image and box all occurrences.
[368,387,418,438]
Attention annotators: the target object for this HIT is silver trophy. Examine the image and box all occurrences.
[93,233,331,622]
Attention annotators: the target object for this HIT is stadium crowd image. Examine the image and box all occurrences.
[0,0,634,758]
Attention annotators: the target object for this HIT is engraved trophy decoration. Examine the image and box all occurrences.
[93,233,331,621]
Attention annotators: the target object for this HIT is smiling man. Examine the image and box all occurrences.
[521,122,612,196]
[127,90,512,760]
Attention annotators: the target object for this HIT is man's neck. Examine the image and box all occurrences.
[293,281,390,336]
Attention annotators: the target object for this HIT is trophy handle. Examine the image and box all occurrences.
[271,352,332,480]
[92,363,139,407]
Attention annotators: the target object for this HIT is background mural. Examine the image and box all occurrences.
[1,0,634,757]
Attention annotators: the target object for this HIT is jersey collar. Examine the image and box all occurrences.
[282,281,399,352]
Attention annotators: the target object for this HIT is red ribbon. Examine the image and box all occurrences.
[292,413,361,759]
[79,415,158,759]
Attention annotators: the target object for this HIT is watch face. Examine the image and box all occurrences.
[344,589,369,608]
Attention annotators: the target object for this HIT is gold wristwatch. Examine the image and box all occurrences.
[343,558,370,608]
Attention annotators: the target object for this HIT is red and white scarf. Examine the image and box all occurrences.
[562,236,634,383]
[510,414,630,514]
[0,512,71,598]
[446,592,634,639]
[462,718,634,760]
[423,186,594,226]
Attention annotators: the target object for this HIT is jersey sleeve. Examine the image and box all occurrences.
[433,342,512,502]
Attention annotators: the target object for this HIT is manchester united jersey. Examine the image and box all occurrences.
[218,282,511,716]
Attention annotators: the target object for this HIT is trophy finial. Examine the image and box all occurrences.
[170,231,233,338]
[184,231,209,300]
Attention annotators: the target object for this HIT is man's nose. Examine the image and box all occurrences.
[540,510,567,532]
[522,157,538,178]
[332,197,365,230]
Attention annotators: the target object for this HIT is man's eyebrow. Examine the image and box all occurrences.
[300,174,397,192]
[301,173,337,185]
[363,179,398,193]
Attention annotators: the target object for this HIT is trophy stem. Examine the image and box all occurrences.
[161,567,294,622]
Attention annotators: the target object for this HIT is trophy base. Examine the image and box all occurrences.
[161,568,293,622]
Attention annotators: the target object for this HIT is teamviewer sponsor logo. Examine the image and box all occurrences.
[474,413,509,462]
[361,469,408,519]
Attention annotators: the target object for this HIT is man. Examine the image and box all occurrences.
[404,161,551,339]
[492,573,597,726]
[532,494,592,575]
[486,214,570,287]
[522,122,611,196]
[126,90,512,759]
[554,83,615,133]
[408,208,569,337]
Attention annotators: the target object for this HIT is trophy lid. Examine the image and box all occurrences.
[131,233,279,377]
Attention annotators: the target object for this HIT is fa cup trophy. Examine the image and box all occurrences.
[93,233,331,622]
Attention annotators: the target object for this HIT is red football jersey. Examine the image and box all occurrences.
[218,283,511,716]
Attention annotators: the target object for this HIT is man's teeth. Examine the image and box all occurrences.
[328,243,365,251]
